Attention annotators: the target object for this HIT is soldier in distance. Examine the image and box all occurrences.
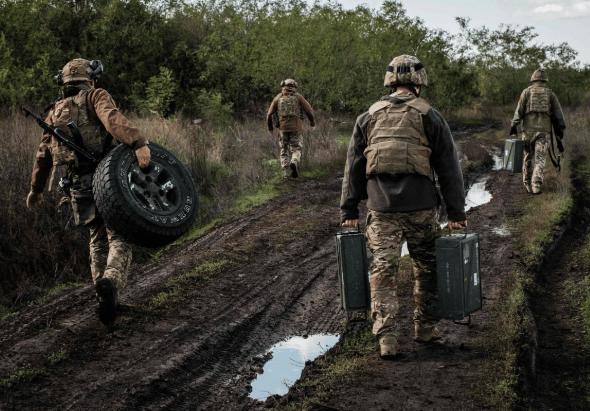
[26,58,151,325]
[510,69,566,194]
[266,79,316,178]
[340,55,467,359]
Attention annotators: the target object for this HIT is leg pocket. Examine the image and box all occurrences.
[71,187,99,227]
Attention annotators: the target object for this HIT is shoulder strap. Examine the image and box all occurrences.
[369,101,391,116]
[405,97,431,115]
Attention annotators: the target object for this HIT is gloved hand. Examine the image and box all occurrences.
[26,191,43,210]
[509,125,518,136]
[136,145,151,169]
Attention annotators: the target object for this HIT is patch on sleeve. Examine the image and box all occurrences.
[369,101,390,116]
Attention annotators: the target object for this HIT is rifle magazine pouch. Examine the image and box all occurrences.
[335,231,371,312]
[71,185,98,227]
[435,233,482,320]
[503,139,523,173]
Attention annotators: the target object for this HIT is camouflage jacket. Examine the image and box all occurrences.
[266,90,315,132]
[340,92,466,223]
[31,87,147,194]
[511,84,566,137]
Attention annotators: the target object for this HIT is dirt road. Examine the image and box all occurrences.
[0,122,585,410]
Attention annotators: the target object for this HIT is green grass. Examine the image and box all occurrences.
[1,282,84,323]
[0,348,68,391]
[514,193,572,266]
[275,324,377,410]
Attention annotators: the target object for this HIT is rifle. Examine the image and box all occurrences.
[22,106,99,164]
[548,117,565,172]
[271,112,280,130]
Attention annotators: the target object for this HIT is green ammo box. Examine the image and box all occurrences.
[335,231,371,312]
[503,139,524,173]
[435,233,482,320]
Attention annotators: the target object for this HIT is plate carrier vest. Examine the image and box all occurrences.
[364,97,432,178]
[49,88,110,167]
[523,85,552,133]
[277,93,299,118]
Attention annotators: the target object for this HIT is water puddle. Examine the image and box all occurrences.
[249,334,339,400]
[493,154,503,170]
[465,178,492,212]
[493,224,510,236]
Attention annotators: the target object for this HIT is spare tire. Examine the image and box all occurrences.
[92,142,199,248]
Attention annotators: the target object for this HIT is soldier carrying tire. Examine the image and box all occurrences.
[26,58,151,325]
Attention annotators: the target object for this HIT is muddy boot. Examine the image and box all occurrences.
[532,184,542,195]
[379,334,400,359]
[95,278,118,325]
[290,161,299,178]
[524,182,532,193]
[414,322,441,343]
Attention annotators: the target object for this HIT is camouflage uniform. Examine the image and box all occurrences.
[511,70,566,193]
[29,59,147,293]
[266,79,315,176]
[366,208,440,339]
[341,55,466,356]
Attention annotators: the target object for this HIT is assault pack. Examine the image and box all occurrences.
[277,93,299,118]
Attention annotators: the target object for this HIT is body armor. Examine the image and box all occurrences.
[364,97,432,178]
[523,86,552,132]
[278,93,299,118]
[49,89,109,167]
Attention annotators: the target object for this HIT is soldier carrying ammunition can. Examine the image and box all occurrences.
[25,58,151,325]
[340,55,467,359]
[266,79,316,178]
[510,69,567,194]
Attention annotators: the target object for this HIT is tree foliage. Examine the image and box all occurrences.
[0,0,587,117]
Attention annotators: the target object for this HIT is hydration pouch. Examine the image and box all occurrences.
[335,230,371,312]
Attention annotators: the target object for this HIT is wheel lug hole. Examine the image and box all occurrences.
[145,176,153,182]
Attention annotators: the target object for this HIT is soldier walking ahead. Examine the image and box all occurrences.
[26,59,151,325]
[511,69,566,194]
[266,79,315,178]
[340,55,467,359]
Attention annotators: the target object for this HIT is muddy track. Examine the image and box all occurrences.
[520,169,590,410]
[1,122,529,411]
[0,174,347,410]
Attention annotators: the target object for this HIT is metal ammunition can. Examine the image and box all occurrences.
[503,139,524,172]
[435,233,482,320]
[335,231,371,312]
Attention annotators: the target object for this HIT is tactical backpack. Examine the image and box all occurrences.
[278,94,299,118]
[49,89,110,168]
[523,86,552,132]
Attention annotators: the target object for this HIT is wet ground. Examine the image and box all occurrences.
[0,122,586,410]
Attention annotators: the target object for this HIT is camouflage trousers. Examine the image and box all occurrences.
[88,221,133,292]
[279,131,303,170]
[522,131,549,193]
[365,208,441,338]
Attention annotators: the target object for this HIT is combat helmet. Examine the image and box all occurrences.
[384,55,428,88]
[280,79,298,88]
[55,59,104,86]
[531,69,548,83]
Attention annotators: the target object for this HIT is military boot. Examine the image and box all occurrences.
[524,182,532,193]
[290,161,299,178]
[532,183,542,195]
[414,322,441,343]
[379,334,400,359]
[96,278,118,325]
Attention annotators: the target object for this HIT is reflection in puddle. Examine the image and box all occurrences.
[493,224,510,236]
[465,178,492,212]
[249,334,340,400]
[493,154,503,170]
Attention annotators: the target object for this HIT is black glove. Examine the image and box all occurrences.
[509,125,518,136]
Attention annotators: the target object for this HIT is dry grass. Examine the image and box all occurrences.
[0,110,348,310]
